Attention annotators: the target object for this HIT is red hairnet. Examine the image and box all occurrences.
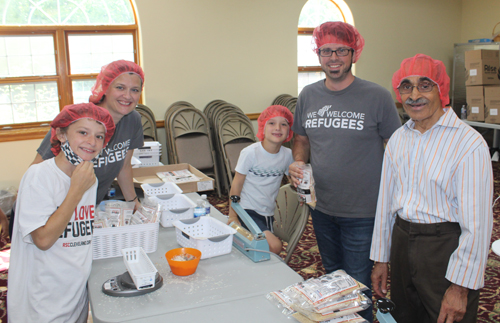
[89,60,145,104]
[50,103,116,155]
[392,54,450,108]
[257,105,294,143]
[312,21,365,63]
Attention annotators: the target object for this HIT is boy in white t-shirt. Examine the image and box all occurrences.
[227,105,294,254]
[8,103,115,323]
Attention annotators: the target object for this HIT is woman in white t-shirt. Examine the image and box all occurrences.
[8,103,115,323]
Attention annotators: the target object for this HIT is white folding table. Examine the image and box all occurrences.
[88,192,303,322]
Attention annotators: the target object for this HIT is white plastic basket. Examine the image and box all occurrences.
[134,142,161,153]
[122,247,158,290]
[92,221,159,260]
[141,182,183,199]
[135,155,161,167]
[173,217,237,259]
[150,194,196,227]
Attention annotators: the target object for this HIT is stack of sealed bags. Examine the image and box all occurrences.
[94,199,161,228]
[267,269,370,323]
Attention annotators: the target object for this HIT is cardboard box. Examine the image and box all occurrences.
[465,50,500,86]
[132,163,214,193]
[466,86,485,121]
[485,86,500,124]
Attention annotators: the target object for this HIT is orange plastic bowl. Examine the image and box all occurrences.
[165,248,201,276]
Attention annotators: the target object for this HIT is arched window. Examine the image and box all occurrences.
[297,0,354,93]
[0,0,139,141]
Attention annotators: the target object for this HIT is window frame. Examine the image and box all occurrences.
[298,27,320,72]
[298,0,353,93]
[0,15,140,142]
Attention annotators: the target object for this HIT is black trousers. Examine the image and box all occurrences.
[390,216,480,323]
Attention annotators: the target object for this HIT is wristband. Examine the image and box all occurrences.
[128,196,138,202]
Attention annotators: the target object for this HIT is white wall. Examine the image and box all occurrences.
[0,140,42,188]
[0,0,478,189]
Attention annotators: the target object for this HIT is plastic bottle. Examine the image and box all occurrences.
[461,105,467,119]
[194,199,205,218]
[201,194,211,216]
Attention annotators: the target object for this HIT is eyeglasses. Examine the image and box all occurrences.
[318,48,353,57]
[398,81,436,94]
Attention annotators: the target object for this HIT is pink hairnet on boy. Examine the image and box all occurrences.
[89,60,145,104]
[392,54,450,107]
[50,103,116,155]
[256,105,294,143]
[312,21,365,63]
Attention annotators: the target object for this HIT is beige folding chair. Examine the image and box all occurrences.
[218,117,256,186]
[272,94,292,106]
[272,184,310,264]
[164,101,196,164]
[136,108,158,142]
[168,106,221,196]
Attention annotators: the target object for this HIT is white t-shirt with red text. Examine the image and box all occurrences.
[8,158,96,323]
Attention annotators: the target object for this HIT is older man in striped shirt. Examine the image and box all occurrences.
[370,54,493,323]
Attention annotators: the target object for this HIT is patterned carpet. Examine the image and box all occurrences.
[1,164,500,322]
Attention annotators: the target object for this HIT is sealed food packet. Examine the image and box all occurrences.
[93,211,108,229]
[94,200,160,228]
[120,202,135,226]
[287,270,366,306]
[297,164,316,208]
[267,270,370,322]
[313,290,366,313]
[266,290,295,316]
[132,197,161,224]
[291,292,371,321]
[292,312,368,323]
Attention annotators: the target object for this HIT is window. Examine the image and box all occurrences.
[0,0,139,141]
[297,0,354,93]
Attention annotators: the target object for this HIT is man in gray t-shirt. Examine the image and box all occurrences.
[289,21,401,323]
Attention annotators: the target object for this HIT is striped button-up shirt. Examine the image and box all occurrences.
[370,108,493,289]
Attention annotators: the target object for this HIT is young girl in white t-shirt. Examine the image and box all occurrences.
[8,103,115,323]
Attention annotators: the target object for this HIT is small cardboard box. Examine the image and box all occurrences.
[484,86,500,124]
[465,50,500,86]
[132,163,214,193]
[466,86,485,121]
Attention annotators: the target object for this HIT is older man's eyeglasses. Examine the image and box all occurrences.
[398,81,436,94]
[318,48,353,57]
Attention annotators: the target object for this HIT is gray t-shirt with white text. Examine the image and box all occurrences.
[292,77,401,218]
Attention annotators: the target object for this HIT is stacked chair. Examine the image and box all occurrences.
[272,94,297,115]
[136,104,158,142]
[273,184,310,264]
[272,94,297,148]
[164,101,221,197]
[204,100,256,194]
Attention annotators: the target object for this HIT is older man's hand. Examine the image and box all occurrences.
[437,283,469,323]
[371,262,389,298]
